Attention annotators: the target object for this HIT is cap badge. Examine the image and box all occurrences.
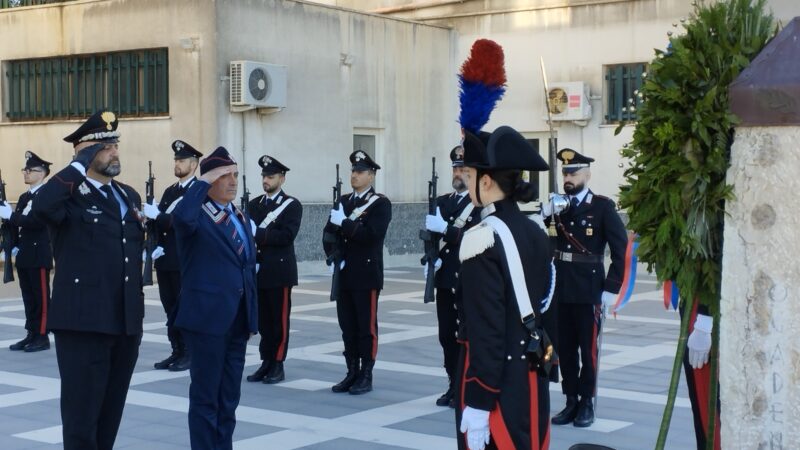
[454,147,464,159]
[561,150,575,165]
[175,141,185,150]
[101,111,116,131]
[25,151,32,160]
[355,151,366,162]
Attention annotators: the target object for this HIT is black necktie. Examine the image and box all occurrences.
[101,185,120,213]
[571,196,580,208]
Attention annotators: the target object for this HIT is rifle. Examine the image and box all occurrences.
[142,161,156,286]
[240,173,251,211]
[322,164,343,302]
[0,171,14,283]
[419,157,438,304]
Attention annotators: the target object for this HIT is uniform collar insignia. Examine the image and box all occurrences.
[78,182,91,196]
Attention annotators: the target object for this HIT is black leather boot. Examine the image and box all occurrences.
[9,331,33,351]
[168,353,191,372]
[247,361,272,382]
[24,334,50,352]
[573,396,595,428]
[332,357,360,393]
[551,395,579,425]
[263,361,285,384]
[436,379,455,407]
[349,358,374,395]
[154,346,180,370]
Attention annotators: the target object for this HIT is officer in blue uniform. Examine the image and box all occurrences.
[545,148,627,428]
[171,146,258,450]
[423,145,481,407]
[143,140,203,372]
[323,150,392,395]
[246,155,302,384]
[1,151,53,352]
[33,109,145,450]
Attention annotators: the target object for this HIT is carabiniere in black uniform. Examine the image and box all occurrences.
[150,140,203,371]
[426,145,481,408]
[545,148,627,429]
[246,155,302,385]
[32,109,145,450]
[6,151,54,352]
[323,150,392,395]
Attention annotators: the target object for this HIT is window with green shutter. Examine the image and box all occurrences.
[4,48,169,121]
[605,63,646,123]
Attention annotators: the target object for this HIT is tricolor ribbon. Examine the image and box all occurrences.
[612,232,639,314]
[663,280,679,310]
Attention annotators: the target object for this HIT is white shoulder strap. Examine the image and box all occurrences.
[453,203,475,229]
[482,216,534,320]
[348,195,380,221]
[258,198,294,229]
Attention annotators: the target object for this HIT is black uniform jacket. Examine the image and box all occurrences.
[458,199,551,437]
[323,187,392,291]
[9,188,53,269]
[33,165,145,335]
[153,177,197,272]
[545,189,627,304]
[434,192,481,290]
[248,190,302,289]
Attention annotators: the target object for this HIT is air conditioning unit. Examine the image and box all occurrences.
[545,81,592,121]
[229,61,287,112]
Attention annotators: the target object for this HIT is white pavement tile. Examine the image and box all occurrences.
[275,378,332,391]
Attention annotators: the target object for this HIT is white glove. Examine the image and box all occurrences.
[425,207,448,234]
[423,258,442,279]
[151,246,165,260]
[12,247,19,257]
[0,201,12,220]
[22,200,32,216]
[601,291,617,310]
[687,313,713,369]
[460,406,491,450]
[328,260,346,274]
[249,219,257,237]
[330,204,345,226]
[143,201,160,220]
[541,193,568,217]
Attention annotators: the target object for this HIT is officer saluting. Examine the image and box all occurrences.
[423,145,481,407]
[545,148,627,428]
[32,109,145,450]
[143,140,203,371]
[324,150,392,395]
[0,151,53,352]
[246,155,302,384]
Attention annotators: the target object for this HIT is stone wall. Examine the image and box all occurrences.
[720,126,800,449]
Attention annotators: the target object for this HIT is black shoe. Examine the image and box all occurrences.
[573,397,595,428]
[23,334,50,352]
[448,397,456,409]
[168,354,191,372]
[349,358,374,395]
[332,357,360,393]
[551,396,579,425]
[247,361,272,382]
[263,361,285,384]
[154,352,180,370]
[9,331,34,351]
[436,384,455,407]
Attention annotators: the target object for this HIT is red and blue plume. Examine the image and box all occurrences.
[459,39,506,135]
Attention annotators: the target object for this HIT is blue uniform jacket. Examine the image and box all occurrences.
[171,181,258,336]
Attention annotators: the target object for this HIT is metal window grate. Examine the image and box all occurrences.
[4,48,169,121]
[1,1,76,9]
[605,63,646,123]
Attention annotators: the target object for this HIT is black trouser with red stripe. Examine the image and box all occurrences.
[337,289,379,360]
[156,269,184,353]
[436,287,459,379]
[682,302,721,450]
[257,287,292,362]
[17,267,51,335]
[557,302,602,398]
